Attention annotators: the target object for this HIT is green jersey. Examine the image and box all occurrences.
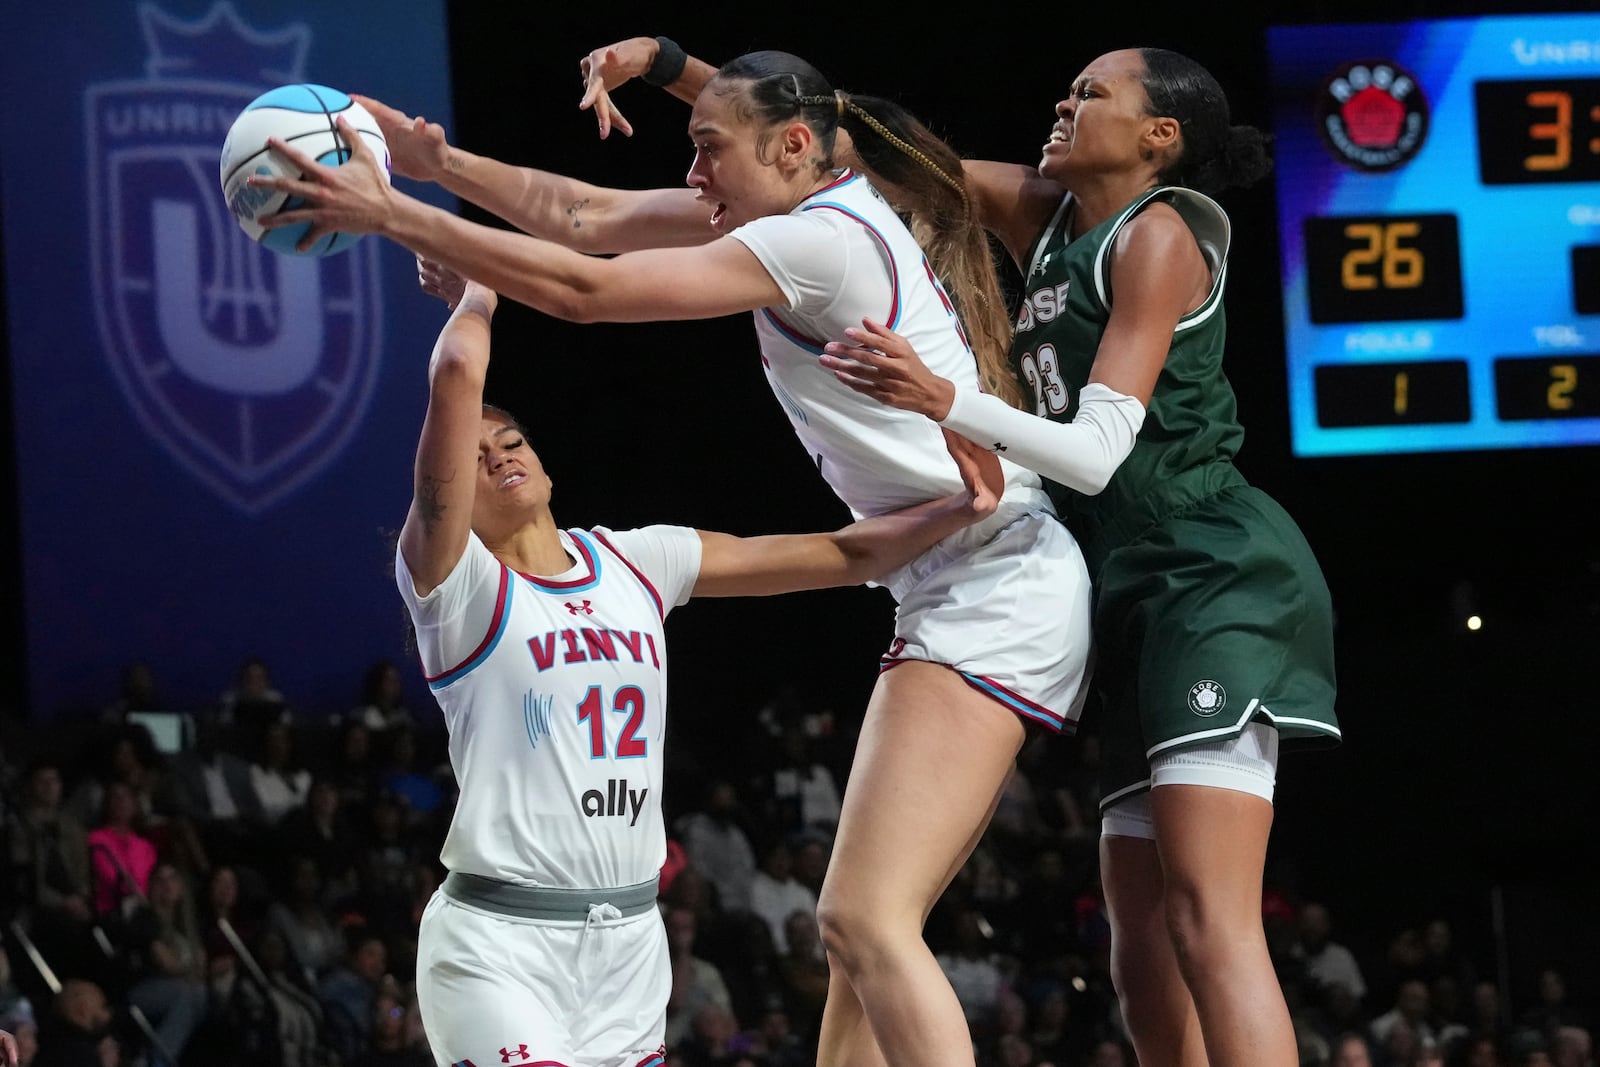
[1011,185,1246,569]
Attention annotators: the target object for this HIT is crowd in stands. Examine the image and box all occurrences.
[0,658,1592,1067]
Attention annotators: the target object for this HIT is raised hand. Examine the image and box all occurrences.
[578,36,658,139]
[352,94,451,182]
[248,115,392,254]
[820,318,959,420]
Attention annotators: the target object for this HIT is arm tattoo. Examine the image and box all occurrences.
[566,197,591,229]
[416,473,452,535]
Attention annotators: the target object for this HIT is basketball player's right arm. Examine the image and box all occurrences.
[398,283,496,597]
[352,94,711,254]
[690,432,1003,598]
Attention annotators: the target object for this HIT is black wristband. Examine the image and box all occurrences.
[642,36,688,88]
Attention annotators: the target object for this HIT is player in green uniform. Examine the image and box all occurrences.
[814,47,1341,1067]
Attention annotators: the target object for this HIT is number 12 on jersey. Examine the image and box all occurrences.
[577,685,648,759]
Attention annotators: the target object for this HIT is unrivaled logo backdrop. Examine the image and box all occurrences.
[1,2,453,717]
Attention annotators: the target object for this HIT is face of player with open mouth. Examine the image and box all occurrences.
[685,80,806,234]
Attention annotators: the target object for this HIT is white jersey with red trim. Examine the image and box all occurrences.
[728,170,1050,523]
[395,525,700,890]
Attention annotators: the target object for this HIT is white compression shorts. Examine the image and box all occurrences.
[1100,721,1279,840]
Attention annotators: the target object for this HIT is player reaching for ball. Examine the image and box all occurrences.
[249,49,1096,1067]
[401,255,1007,1067]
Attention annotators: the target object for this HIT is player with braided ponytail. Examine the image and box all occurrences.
[252,45,1093,1067]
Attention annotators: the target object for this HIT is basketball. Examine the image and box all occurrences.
[220,84,389,257]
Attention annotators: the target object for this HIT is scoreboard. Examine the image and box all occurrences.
[1267,13,1600,456]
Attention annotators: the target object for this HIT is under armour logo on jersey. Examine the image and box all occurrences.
[500,1046,530,1063]
[565,600,594,615]
[1032,253,1053,276]
[991,442,1008,453]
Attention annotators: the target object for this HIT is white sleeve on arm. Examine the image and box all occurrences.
[938,382,1146,495]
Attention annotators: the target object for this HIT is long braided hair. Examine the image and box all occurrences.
[709,51,1023,409]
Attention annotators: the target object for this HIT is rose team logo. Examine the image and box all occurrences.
[1315,58,1430,172]
[1187,679,1226,717]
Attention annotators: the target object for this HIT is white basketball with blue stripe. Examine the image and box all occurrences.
[219,83,389,257]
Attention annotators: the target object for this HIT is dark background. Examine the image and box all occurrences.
[4,0,1598,1011]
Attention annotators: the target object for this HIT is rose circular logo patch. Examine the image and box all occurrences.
[1188,680,1226,717]
[1315,59,1429,172]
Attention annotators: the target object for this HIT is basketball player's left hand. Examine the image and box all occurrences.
[579,37,657,138]
[944,429,1003,519]
[820,318,959,421]
[250,115,392,253]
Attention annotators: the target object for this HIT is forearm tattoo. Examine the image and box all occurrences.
[566,197,591,229]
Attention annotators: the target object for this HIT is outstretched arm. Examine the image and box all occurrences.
[251,122,784,322]
[691,432,1003,597]
[352,93,711,253]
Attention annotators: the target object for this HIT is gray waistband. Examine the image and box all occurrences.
[442,872,658,920]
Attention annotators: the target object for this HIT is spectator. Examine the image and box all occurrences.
[1507,1027,1555,1067]
[1372,978,1438,1054]
[746,841,816,956]
[67,732,157,833]
[1552,1025,1593,1067]
[351,661,415,734]
[1085,1036,1135,1067]
[125,864,208,1067]
[165,717,261,829]
[1419,918,1477,994]
[788,836,829,900]
[767,725,841,836]
[1295,901,1370,1006]
[326,721,379,826]
[32,979,117,1067]
[1523,969,1589,1042]
[680,1002,759,1067]
[1467,979,1513,1048]
[220,657,290,730]
[317,930,390,1065]
[84,780,156,918]
[248,721,311,826]
[277,780,359,904]
[101,662,161,724]
[349,988,429,1067]
[935,908,1007,1033]
[774,911,828,1045]
[265,856,342,986]
[7,760,94,968]
[664,906,734,1052]
[1027,981,1091,1067]
[355,794,425,937]
[677,781,758,915]
[375,729,441,823]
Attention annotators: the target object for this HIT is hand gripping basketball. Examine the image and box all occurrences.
[250,116,393,255]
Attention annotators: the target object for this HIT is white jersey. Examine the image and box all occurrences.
[396,525,700,890]
[729,170,1051,526]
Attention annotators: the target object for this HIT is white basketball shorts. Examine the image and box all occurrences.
[416,890,669,1067]
[880,494,1093,733]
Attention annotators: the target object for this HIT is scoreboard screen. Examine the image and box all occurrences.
[1267,13,1600,456]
